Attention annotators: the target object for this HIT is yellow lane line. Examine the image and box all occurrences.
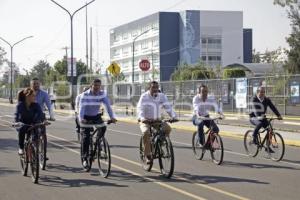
[46,133,250,200]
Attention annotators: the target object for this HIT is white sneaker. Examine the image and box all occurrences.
[83,160,88,168]
[18,149,24,155]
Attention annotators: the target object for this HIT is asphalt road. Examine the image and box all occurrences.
[1,106,300,200]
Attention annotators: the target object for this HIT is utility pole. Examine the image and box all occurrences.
[0,35,33,104]
[85,2,89,70]
[50,0,95,109]
[90,27,93,73]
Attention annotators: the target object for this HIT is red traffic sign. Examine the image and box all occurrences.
[139,59,150,71]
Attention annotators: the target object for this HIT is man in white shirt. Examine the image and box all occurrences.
[192,84,223,145]
[137,81,177,164]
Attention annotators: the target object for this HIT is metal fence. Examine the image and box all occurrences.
[1,74,300,116]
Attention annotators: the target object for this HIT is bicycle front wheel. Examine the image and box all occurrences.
[20,147,28,176]
[158,137,174,178]
[97,137,111,178]
[244,130,259,157]
[210,133,224,165]
[30,141,39,184]
[39,135,46,170]
[192,131,205,160]
[268,132,285,161]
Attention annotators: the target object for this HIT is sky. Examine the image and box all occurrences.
[0,0,292,75]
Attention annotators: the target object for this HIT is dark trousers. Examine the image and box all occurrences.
[81,114,106,159]
[18,126,38,149]
[250,118,269,138]
[193,116,219,145]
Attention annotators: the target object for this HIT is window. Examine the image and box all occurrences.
[152,40,159,47]
[114,34,120,42]
[122,33,128,40]
[113,49,120,57]
[132,30,138,37]
[201,56,206,61]
[122,47,129,55]
[141,41,148,49]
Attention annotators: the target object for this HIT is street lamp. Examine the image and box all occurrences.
[0,35,33,104]
[132,28,154,83]
[50,0,95,109]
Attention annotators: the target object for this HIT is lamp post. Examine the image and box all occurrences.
[0,36,33,104]
[131,28,153,83]
[50,0,95,109]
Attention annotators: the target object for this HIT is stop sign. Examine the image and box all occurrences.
[139,59,150,71]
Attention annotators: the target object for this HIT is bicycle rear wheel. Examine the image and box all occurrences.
[97,137,111,178]
[139,136,153,171]
[30,141,39,184]
[39,134,46,170]
[192,131,205,160]
[244,130,259,157]
[210,133,224,165]
[268,132,285,161]
[158,137,174,178]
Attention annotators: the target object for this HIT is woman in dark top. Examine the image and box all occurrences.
[15,88,44,154]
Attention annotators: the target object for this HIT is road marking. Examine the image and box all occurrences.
[45,133,250,200]
[107,128,300,167]
[47,139,207,200]
[1,118,300,167]
[284,121,300,126]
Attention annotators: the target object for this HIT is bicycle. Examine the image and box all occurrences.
[12,121,50,184]
[192,116,224,165]
[244,117,285,161]
[139,119,177,178]
[80,120,113,178]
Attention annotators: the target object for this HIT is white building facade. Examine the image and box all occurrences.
[110,10,252,82]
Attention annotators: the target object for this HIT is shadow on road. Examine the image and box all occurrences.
[174,171,269,185]
[223,160,300,170]
[39,174,128,188]
[0,167,19,176]
[0,138,17,152]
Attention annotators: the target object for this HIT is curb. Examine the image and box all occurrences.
[2,102,300,147]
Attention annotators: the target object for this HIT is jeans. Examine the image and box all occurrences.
[192,115,219,145]
[250,118,269,138]
[81,114,106,159]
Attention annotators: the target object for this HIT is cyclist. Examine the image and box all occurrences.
[14,88,44,155]
[79,78,117,168]
[249,86,282,146]
[192,84,223,145]
[137,81,178,164]
[75,86,90,134]
[31,77,55,160]
[31,77,55,120]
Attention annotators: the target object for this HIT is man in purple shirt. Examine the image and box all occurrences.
[79,78,117,168]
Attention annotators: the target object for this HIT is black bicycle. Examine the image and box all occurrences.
[192,116,224,165]
[244,117,285,161]
[139,119,177,178]
[13,121,50,184]
[80,120,113,178]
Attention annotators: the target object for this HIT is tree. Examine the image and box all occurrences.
[31,60,51,84]
[171,62,215,81]
[223,69,246,78]
[0,46,6,66]
[252,49,261,63]
[274,0,300,73]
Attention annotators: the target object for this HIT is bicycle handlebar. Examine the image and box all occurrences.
[138,119,179,124]
[12,121,51,129]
